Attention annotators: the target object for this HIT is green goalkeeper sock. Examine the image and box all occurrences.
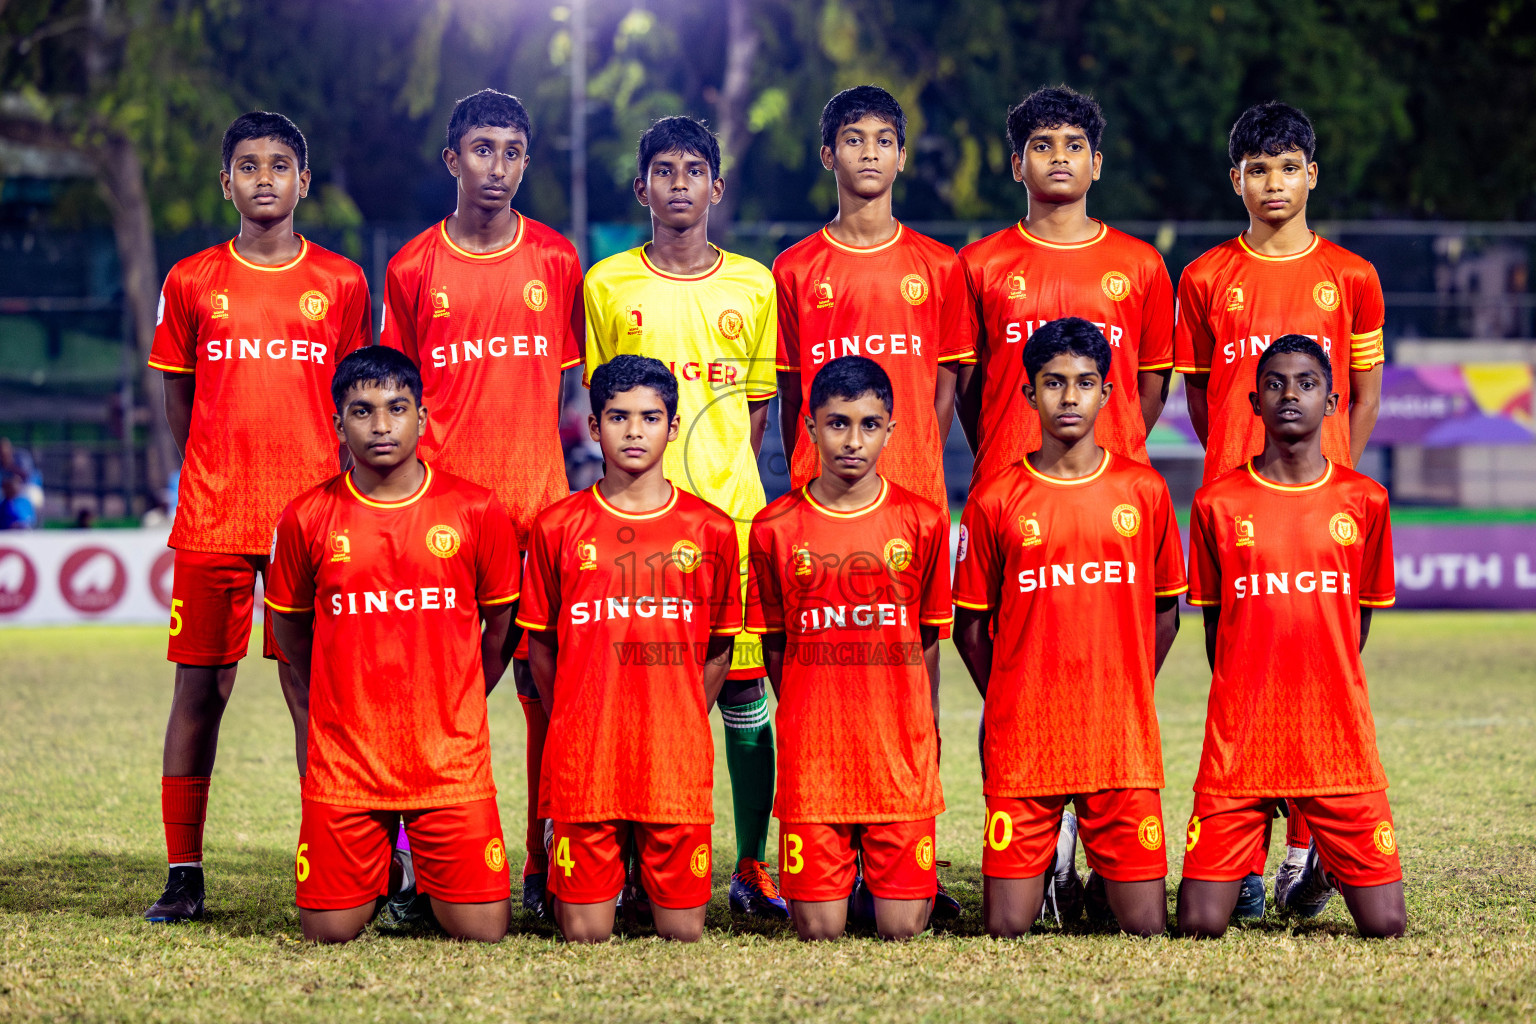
[720,695,774,864]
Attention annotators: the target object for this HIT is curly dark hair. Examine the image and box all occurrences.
[1005,86,1105,156]
[1228,101,1315,166]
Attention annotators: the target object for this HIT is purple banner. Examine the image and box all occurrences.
[1392,525,1536,609]
[1371,364,1534,446]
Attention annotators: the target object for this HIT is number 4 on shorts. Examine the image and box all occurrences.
[555,836,575,877]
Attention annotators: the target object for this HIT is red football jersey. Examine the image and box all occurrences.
[149,238,372,554]
[1173,234,1387,484]
[379,217,583,548]
[264,463,521,809]
[774,225,975,510]
[952,453,1187,796]
[960,221,1175,484]
[1187,460,1395,796]
[516,484,743,824]
[745,478,951,823]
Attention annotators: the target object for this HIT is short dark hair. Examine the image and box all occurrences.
[222,112,307,172]
[589,355,679,420]
[819,85,906,151]
[808,355,894,416]
[1006,86,1105,155]
[331,346,422,410]
[637,116,721,181]
[1255,334,1332,392]
[446,88,533,153]
[1022,317,1112,382]
[1228,101,1316,166]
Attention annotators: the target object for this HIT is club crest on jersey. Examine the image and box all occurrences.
[523,279,549,312]
[915,835,935,871]
[328,530,351,563]
[1101,270,1132,302]
[792,546,814,577]
[1373,821,1396,855]
[1234,515,1255,547]
[1112,503,1141,538]
[717,308,745,340]
[671,538,702,573]
[689,844,710,878]
[210,289,231,320]
[1137,816,1163,850]
[431,287,451,318]
[1225,284,1245,312]
[626,306,643,334]
[1019,515,1042,548]
[1185,815,1201,852]
[484,838,507,872]
[1007,273,1027,300]
[1329,512,1359,546]
[883,538,914,572]
[956,524,969,563]
[1313,280,1341,312]
[814,281,835,308]
[900,273,929,306]
[577,540,598,571]
[425,525,461,559]
[299,289,329,321]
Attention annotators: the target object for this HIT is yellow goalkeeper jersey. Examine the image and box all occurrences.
[584,243,777,679]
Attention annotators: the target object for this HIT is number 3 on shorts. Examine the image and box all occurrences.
[295,842,310,882]
[782,833,804,874]
[555,836,575,878]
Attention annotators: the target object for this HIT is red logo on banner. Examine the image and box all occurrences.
[0,547,39,614]
[150,549,176,610]
[59,547,127,614]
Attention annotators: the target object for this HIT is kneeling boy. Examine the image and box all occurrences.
[266,346,521,943]
[518,355,742,943]
[747,356,952,940]
[953,317,1186,937]
[1177,335,1405,939]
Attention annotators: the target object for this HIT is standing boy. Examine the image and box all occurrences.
[952,318,1185,938]
[1173,101,1387,895]
[145,112,372,922]
[517,356,742,943]
[747,356,951,941]
[380,88,583,913]
[266,346,521,944]
[1177,335,1405,940]
[958,86,1174,486]
[774,86,974,512]
[583,117,785,917]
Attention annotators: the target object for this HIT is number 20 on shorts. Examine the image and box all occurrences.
[985,810,1013,851]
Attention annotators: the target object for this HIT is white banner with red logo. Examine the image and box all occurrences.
[0,529,187,625]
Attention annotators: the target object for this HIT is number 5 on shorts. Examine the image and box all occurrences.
[169,598,185,637]
[555,836,575,878]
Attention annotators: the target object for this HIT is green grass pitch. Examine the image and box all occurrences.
[2,612,1534,1022]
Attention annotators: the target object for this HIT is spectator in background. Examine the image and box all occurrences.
[75,508,96,529]
[1,437,45,517]
[1,475,36,529]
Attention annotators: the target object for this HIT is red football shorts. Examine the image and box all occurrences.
[547,820,712,910]
[294,797,510,910]
[1182,791,1402,888]
[982,789,1168,883]
[166,549,286,665]
[777,818,938,902]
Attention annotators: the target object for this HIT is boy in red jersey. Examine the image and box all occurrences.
[266,346,521,944]
[144,112,371,923]
[380,88,583,916]
[958,86,1174,486]
[518,355,742,943]
[953,318,1185,938]
[774,86,974,512]
[1173,101,1387,898]
[1177,336,1405,940]
[747,356,950,941]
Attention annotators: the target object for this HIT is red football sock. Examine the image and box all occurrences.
[161,776,211,864]
[1285,800,1313,848]
[519,693,549,874]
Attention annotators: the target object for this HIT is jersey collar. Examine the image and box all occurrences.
[819,222,904,255]
[225,236,308,272]
[639,244,725,281]
[1021,450,1111,486]
[438,215,524,260]
[345,462,434,509]
[590,482,679,520]
[1236,231,1320,262]
[1245,459,1333,492]
[1015,219,1107,251]
[802,476,889,519]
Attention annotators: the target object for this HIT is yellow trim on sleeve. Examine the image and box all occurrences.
[1349,358,1385,371]
[937,350,976,364]
[481,590,521,606]
[1175,364,1211,375]
[774,363,800,373]
[514,616,551,631]
[920,615,955,626]
[1186,597,1220,606]
[1359,596,1396,608]
[712,625,745,636]
[263,597,313,614]
[746,389,777,401]
[743,624,781,635]
[1140,359,1175,371]
[559,356,583,370]
[953,598,992,611]
[149,360,195,373]
[1155,584,1191,597]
